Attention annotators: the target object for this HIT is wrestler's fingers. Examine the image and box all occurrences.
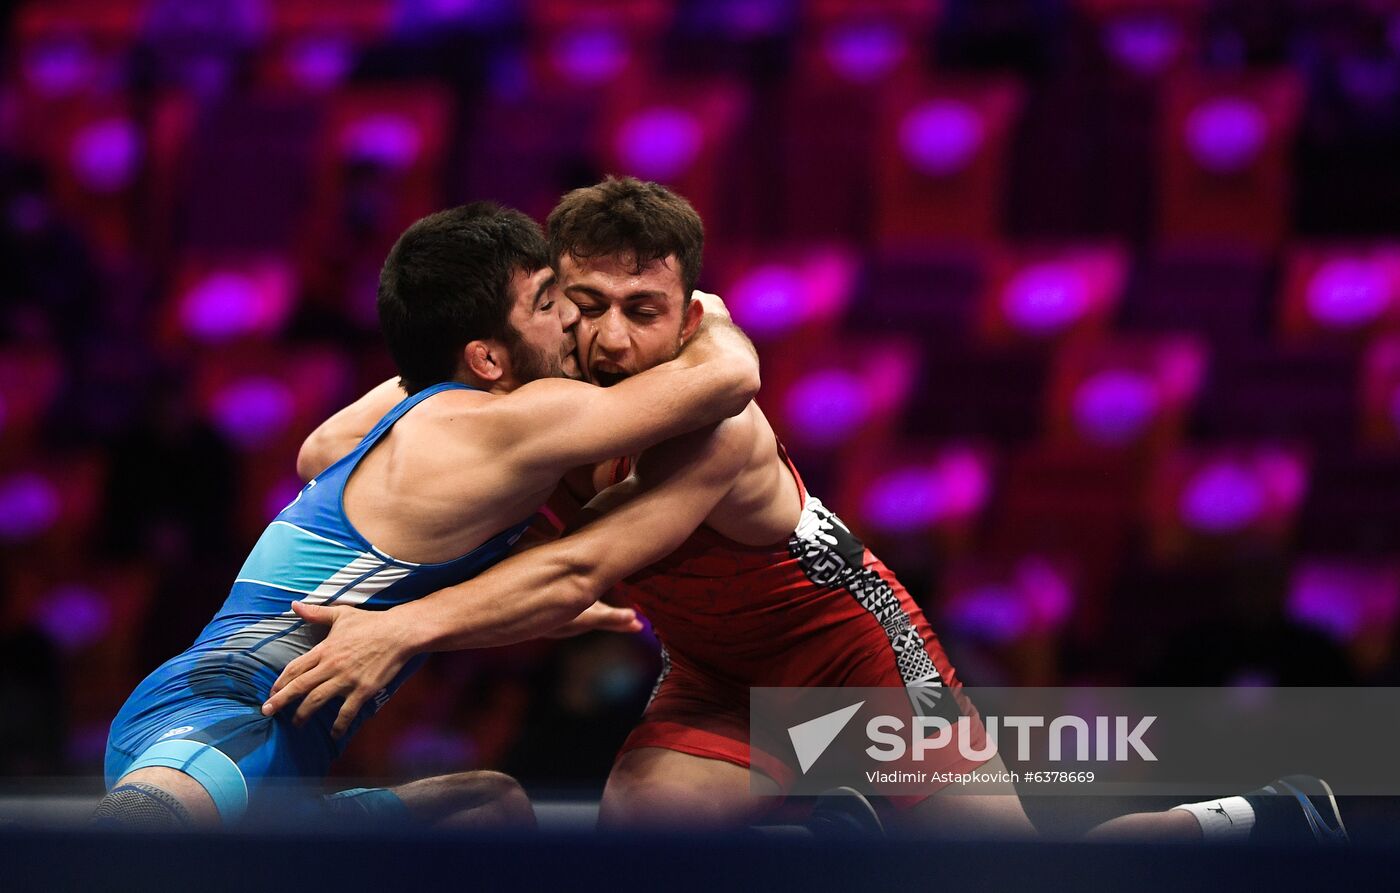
[270,642,327,696]
[292,677,351,728]
[594,605,642,632]
[691,290,731,319]
[291,601,339,626]
[332,691,372,740]
[270,664,336,723]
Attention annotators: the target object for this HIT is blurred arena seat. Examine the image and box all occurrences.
[1159,69,1304,249]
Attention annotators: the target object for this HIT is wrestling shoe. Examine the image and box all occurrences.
[1249,775,1348,845]
[807,787,885,839]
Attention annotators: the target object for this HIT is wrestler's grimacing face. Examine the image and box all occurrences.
[558,253,696,386]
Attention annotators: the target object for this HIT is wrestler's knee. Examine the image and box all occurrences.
[600,750,755,828]
[453,770,534,825]
[599,774,689,827]
[92,767,219,829]
[394,770,535,827]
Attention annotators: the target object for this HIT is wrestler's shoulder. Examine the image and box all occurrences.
[704,402,766,453]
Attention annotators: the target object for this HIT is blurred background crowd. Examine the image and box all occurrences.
[2,0,1399,794]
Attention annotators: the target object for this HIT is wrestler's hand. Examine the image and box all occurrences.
[543,601,644,639]
[691,290,732,321]
[261,601,416,738]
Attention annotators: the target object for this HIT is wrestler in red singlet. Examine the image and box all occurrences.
[594,447,987,795]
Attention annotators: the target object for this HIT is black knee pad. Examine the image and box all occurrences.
[91,782,195,830]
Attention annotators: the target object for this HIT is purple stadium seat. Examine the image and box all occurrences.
[1279,243,1400,343]
[1044,334,1207,452]
[1361,336,1400,451]
[777,0,941,242]
[1145,444,1310,563]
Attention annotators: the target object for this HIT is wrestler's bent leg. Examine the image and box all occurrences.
[386,770,537,829]
[599,747,781,830]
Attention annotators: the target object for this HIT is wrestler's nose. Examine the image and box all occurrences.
[558,296,579,329]
[596,310,629,353]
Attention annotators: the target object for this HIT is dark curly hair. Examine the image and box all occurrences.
[377,202,549,394]
[546,176,704,298]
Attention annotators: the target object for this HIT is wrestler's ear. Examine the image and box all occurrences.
[679,296,704,341]
[463,339,506,383]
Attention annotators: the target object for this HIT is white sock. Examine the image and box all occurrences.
[1172,796,1256,842]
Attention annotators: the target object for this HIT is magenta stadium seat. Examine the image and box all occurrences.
[776,80,877,241]
[980,444,1142,633]
[776,2,941,242]
[1278,244,1400,343]
[1158,71,1304,251]
[1044,335,1207,452]
[1144,445,1311,566]
[595,81,750,245]
[661,0,797,80]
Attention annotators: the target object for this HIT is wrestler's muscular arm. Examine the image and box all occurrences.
[410,416,751,648]
[492,314,756,473]
[264,414,756,735]
[294,297,756,481]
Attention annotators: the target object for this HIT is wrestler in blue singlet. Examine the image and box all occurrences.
[104,382,531,823]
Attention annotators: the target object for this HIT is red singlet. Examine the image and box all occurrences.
[610,445,987,798]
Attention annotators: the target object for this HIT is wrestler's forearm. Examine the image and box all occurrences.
[608,314,759,448]
[388,539,609,654]
[675,314,759,405]
[386,421,738,655]
[607,313,759,432]
[507,316,759,472]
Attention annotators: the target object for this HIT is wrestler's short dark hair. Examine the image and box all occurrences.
[547,176,704,298]
[378,203,549,395]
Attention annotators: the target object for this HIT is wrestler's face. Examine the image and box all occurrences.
[502,266,582,382]
[560,253,702,387]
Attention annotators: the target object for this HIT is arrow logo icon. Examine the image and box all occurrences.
[787,701,864,774]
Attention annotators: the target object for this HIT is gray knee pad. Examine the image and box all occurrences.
[91,782,195,830]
